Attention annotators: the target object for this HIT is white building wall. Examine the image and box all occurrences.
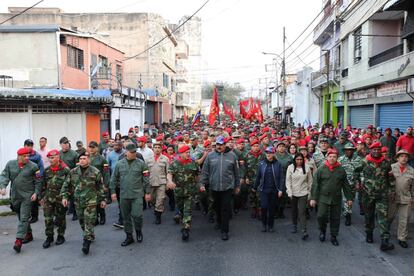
[0,32,58,88]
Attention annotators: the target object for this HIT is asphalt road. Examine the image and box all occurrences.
[0,203,413,276]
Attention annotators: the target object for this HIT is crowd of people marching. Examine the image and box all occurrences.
[1,116,413,255]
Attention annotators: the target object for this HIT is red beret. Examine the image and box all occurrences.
[17,147,30,155]
[250,139,259,146]
[249,133,256,138]
[137,136,147,143]
[262,127,270,132]
[178,145,190,154]
[369,142,381,149]
[129,127,134,132]
[176,135,183,141]
[236,138,245,145]
[225,127,232,134]
[259,134,267,141]
[381,146,388,153]
[47,149,60,157]
[156,135,163,141]
[102,131,109,137]
[224,137,233,143]
[367,124,374,129]
[385,128,391,132]
[327,148,338,156]
[203,140,211,147]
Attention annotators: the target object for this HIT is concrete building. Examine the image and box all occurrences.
[339,0,414,130]
[0,7,203,124]
[311,0,348,125]
[0,24,124,90]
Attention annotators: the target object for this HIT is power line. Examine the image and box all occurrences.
[0,0,44,25]
[124,0,211,61]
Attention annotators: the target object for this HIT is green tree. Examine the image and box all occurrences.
[201,82,244,109]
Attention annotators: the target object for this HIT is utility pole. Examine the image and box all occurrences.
[282,26,287,125]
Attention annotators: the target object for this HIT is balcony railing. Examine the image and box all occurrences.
[368,44,404,67]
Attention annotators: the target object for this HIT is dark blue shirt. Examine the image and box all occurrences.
[263,160,276,193]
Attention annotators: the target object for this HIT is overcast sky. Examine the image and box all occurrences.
[0,0,322,92]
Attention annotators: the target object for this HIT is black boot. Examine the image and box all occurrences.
[155,211,161,225]
[398,240,408,248]
[221,232,229,241]
[121,233,134,246]
[345,214,351,226]
[136,230,143,243]
[380,239,394,251]
[366,232,373,243]
[72,213,78,221]
[55,235,65,245]
[82,239,91,255]
[331,235,339,246]
[319,230,326,242]
[181,228,189,241]
[43,236,54,249]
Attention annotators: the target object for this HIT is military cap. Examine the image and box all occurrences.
[88,141,99,148]
[190,135,198,141]
[76,141,83,146]
[126,143,137,152]
[59,137,69,144]
[17,147,30,155]
[250,139,259,146]
[319,136,329,143]
[344,144,356,150]
[78,151,90,158]
[369,142,381,149]
[395,149,411,159]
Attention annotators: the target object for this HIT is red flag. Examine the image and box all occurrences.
[184,110,188,124]
[239,100,249,118]
[209,87,220,126]
[256,100,264,123]
[223,101,235,121]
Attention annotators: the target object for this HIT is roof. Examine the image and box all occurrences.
[0,87,112,103]
[0,24,63,33]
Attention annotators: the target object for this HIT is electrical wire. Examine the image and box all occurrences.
[0,0,44,25]
[123,0,210,61]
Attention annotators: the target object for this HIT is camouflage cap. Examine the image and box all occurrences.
[344,144,356,150]
[126,143,137,152]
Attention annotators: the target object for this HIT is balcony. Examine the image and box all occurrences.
[368,44,404,67]
[175,63,188,83]
[175,92,191,107]
[311,64,335,88]
[313,4,335,45]
[176,40,189,60]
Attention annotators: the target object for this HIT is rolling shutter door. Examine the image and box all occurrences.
[379,102,413,131]
[350,105,374,129]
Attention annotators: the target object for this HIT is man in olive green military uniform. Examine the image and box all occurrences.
[110,143,151,247]
[40,150,70,249]
[0,147,42,253]
[233,137,248,212]
[59,136,79,221]
[167,144,199,241]
[354,142,395,251]
[338,144,362,226]
[61,152,106,255]
[310,149,353,246]
[88,141,110,225]
[275,141,293,218]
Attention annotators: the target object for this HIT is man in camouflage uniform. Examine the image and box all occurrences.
[275,141,293,218]
[190,135,207,213]
[354,142,395,251]
[233,137,248,212]
[313,136,330,168]
[88,141,110,225]
[40,150,70,249]
[246,139,265,218]
[167,144,199,241]
[59,136,79,221]
[61,152,106,255]
[110,143,151,246]
[338,144,361,226]
[0,148,42,253]
[334,132,353,156]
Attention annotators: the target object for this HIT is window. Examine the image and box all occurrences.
[98,56,109,78]
[116,64,122,83]
[67,46,84,70]
[353,27,362,63]
[163,73,169,88]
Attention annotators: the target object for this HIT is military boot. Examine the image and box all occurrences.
[22,232,33,244]
[291,224,298,234]
[13,238,23,253]
[43,236,54,249]
[82,239,91,255]
[345,214,351,226]
[380,239,394,251]
[366,232,373,243]
[136,230,143,243]
[99,210,106,225]
[55,235,65,245]
[331,236,339,246]
[181,229,190,241]
[121,233,134,247]
[319,230,326,242]
[155,211,161,225]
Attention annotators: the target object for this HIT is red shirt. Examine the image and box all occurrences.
[396,135,414,157]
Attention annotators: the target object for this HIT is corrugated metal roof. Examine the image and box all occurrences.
[0,24,61,33]
[0,87,112,102]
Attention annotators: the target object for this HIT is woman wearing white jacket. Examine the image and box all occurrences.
[286,153,313,240]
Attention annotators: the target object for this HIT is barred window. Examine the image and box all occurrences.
[354,27,362,64]
[67,46,84,70]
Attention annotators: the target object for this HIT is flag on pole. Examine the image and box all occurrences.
[223,101,235,121]
[239,100,249,119]
[192,109,201,127]
[209,87,220,126]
